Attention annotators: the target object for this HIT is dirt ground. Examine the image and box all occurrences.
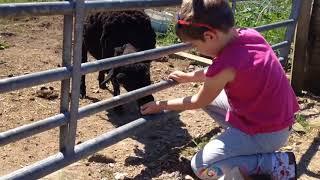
[0,16,319,180]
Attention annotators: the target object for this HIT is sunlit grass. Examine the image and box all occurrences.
[156,0,292,46]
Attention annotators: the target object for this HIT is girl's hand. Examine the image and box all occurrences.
[140,101,164,115]
[168,71,191,83]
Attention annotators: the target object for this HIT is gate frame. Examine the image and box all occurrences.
[0,0,301,179]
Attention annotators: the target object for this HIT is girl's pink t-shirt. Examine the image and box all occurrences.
[205,28,299,135]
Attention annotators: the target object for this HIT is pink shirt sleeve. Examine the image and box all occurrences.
[205,28,264,78]
[205,46,245,78]
[205,58,227,77]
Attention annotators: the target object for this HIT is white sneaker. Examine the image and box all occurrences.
[219,167,246,180]
[271,152,297,180]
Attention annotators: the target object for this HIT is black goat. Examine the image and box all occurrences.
[80,10,156,112]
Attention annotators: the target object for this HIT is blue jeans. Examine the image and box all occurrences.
[191,90,291,179]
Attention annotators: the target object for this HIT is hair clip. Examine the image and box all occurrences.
[177,20,216,32]
[176,13,181,20]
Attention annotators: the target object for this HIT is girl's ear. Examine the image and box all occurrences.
[203,31,217,41]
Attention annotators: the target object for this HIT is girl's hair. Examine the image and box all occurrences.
[176,0,234,41]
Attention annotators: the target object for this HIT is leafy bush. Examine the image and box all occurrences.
[156,23,180,46]
[156,0,292,46]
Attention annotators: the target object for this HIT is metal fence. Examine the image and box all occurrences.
[0,0,301,179]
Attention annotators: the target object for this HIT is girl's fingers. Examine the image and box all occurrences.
[142,107,155,115]
[140,106,149,114]
[140,104,146,110]
[169,71,181,77]
[140,102,154,114]
[169,74,180,81]
[168,73,176,79]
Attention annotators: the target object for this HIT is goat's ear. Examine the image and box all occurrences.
[116,73,127,83]
[100,34,106,46]
[100,34,115,58]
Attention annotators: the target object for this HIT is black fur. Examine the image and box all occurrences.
[80,10,156,111]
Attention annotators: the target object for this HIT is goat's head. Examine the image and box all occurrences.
[114,43,138,56]
[115,62,154,106]
[102,43,154,107]
[99,43,138,87]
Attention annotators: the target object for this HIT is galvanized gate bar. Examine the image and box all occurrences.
[272,41,290,50]
[59,0,74,152]
[0,39,283,95]
[254,19,295,32]
[62,0,85,154]
[0,113,68,146]
[0,1,73,17]
[0,67,70,94]
[0,0,182,17]
[0,79,177,147]
[0,111,177,180]
[279,0,302,66]
[81,43,192,75]
[231,0,236,13]
[0,43,190,94]
[85,0,183,13]
[78,79,177,119]
[278,57,284,62]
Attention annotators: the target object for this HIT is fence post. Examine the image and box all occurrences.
[59,0,74,152]
[63,0,85,154]
[279,0,302,67]
[231,0,236,14]
[304,0,320,95]
[291,0,314,95]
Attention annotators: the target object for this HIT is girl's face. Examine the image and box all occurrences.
[189,39,216,57]
[189,31,220,57]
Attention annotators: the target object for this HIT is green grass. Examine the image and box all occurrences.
[0,41,9,50]
[192,137,209,150]
[235,0,291,45]
[156,23,180,46]
[178,137,208,157]
[295,114,309,129]
[156,0,292,46]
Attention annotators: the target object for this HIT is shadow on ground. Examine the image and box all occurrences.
[85,97,320,179]
[297,131,320,179]
[87,100,222,179]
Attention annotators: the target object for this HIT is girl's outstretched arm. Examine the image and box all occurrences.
[140,68,235,115]
[169,68,206,83]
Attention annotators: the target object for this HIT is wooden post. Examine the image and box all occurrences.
[305,0,320,95]
[291,0,314,95]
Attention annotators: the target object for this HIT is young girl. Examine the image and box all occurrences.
[140,0,299,179]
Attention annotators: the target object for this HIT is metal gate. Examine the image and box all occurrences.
[0,0,301,179]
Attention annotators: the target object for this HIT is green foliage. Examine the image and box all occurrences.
[0,41,9,50]
[192,136,210,150]
[180,147,197,157]
[156,0,292,46]
[295,114,309,128]
[156,23,180,46]
[235,0,292,44]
